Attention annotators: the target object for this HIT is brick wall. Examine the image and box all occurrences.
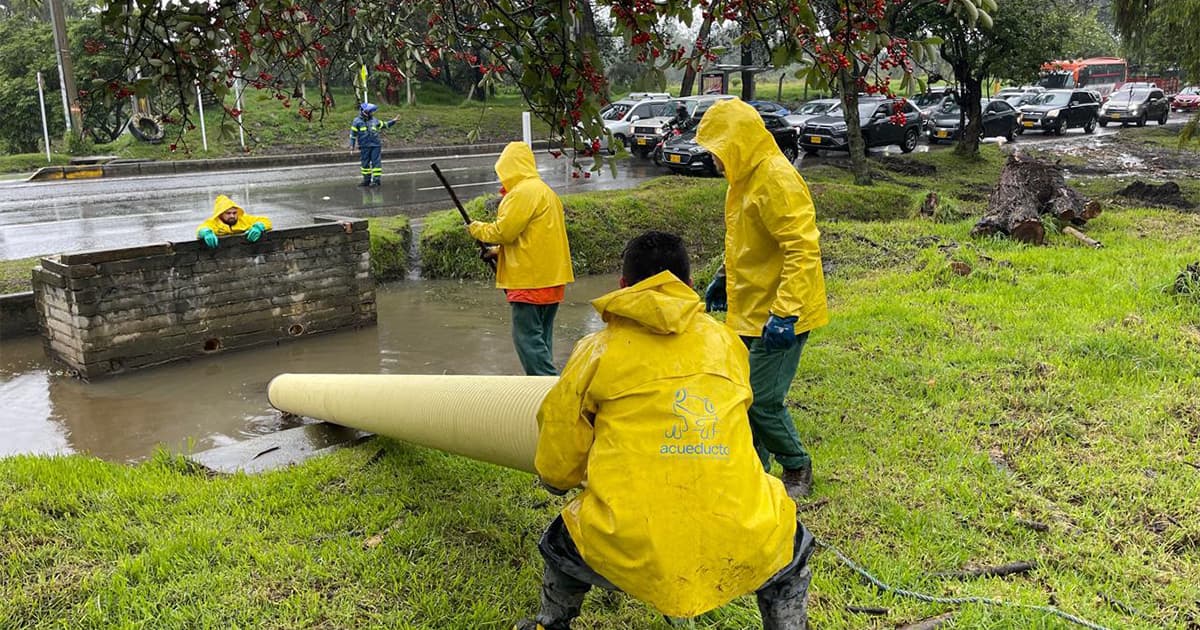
[33,215,376,379]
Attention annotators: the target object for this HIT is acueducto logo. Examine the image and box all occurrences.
[661,388,729,459]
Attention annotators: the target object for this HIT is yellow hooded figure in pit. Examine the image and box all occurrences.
[196,195,273,249]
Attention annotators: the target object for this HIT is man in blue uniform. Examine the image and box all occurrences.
[349,103,398,187]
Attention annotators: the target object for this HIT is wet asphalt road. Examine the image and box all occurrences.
[0,152,663,261]
[0,117,1181,262]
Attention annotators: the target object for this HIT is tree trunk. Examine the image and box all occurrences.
[972,153,1101,244]
[680,0,717,98]
[740,35,754,100]
[838,69,871,186]
[954,75,983,156]
[575,1,609,102]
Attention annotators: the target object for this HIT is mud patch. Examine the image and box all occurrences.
[1117,180,1196,210]
[876,157,938,177]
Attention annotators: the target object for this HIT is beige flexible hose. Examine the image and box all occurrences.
[267,374,557,473]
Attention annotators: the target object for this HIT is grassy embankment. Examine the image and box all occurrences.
[0,84,552,173]
[4,146,1200,629]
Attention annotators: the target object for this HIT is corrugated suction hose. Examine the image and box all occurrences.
[267,374,557,473]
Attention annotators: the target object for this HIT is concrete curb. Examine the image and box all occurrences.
[26,140,551,182]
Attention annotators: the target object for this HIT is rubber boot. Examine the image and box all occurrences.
[358,175,371,187]
[370,177,381,187]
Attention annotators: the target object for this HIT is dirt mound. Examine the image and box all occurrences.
[877,158,938,177]
[1116,180,1196,211]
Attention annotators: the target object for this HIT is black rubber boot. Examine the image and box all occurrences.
[369,177,381,187]
[357,176,371,187]
[782,464,813,499]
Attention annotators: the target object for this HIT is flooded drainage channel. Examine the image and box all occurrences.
[0,276,613,462]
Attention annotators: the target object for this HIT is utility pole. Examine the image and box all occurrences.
[47,0,83,139]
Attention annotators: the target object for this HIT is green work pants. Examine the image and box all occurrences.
[742,331,812,471]
[511,302,559,376]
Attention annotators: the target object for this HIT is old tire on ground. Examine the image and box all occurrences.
[128,114,165,144]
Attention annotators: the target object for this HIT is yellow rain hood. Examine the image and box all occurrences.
[267,374,557,473]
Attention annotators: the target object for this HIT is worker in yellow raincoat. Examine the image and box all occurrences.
[468,142,574,376]
[696,99,829,499]
[195,194,272,249]
[516,231,814,630]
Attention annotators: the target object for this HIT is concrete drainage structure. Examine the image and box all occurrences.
[32,215,376,379]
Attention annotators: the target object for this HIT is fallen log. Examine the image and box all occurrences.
[1063,225,1102,248]
[972,153,1100,245]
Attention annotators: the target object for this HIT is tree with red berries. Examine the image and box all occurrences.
[94,0,992,176]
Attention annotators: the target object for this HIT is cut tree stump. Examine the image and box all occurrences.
[971,153,1100,245]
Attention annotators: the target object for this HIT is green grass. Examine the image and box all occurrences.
[418,177,728,280]
[0,257,38,295]
[367,216,413,282]
[4,195,1198,628]
[418,146,1008,282]
[1114,124,1200,152]
[0,85,552,172]
[0,153,70,175]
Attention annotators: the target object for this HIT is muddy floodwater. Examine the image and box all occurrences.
[0,275,617,462]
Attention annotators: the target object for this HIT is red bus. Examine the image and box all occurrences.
[1039,57,1128,98]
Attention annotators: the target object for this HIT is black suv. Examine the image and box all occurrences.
[1017,89,1100,135]
[1099,87,1170,127]
[799,97,923,155]
[660,111,799,175]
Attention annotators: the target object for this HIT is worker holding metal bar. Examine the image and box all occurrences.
[467,142,574,376]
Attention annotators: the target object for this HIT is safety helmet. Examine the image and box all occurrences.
[360,103,378,116]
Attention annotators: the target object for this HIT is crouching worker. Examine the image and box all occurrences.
[518,231,814,630]
[196,194,272,249]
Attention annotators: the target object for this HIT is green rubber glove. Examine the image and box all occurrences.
[245,222,266,243]
[198,228,218,249]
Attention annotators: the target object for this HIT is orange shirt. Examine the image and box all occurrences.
[506,285,565,305]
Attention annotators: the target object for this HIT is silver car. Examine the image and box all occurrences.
[599,97,674,150]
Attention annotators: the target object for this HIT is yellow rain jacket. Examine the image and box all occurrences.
[195,195,273,237]
[696,99,828,337]
[468,142,574,289]
[535,271,797,618]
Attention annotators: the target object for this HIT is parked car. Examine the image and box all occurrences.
[598,95,674,150]
[749,100,792,116]
[630,94,735,158]
[998,86,1045,109]
[1099,86,1170,126]
[926,98,1020,143]
[1171,85,1200,112]
[911,87,957,117]
[784,98,841,131]
[1017,89,1100,135]
[799,97,924,155]
[660,109,798,175]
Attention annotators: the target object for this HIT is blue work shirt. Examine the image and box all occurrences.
[350,116,395,148]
